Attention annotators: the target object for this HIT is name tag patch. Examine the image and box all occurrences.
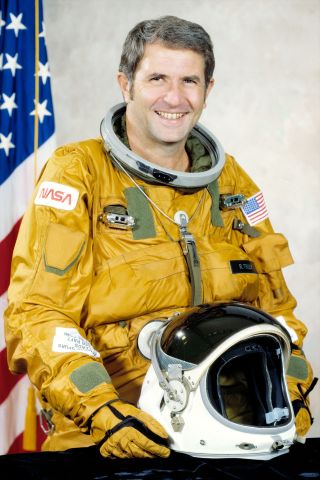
[52,327,100,358]
[230,260,257,274]
[35,181,79,211]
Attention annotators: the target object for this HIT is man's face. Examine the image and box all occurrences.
[118,42,214,148]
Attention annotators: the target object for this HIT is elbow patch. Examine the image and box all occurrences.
[70,363,112,393]
[287,355,308,381]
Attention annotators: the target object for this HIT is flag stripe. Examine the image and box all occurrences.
[0,375,30,453]
[0,347,24,404]
[0,374,46,454]
[0,136,55,242]
[241,191,269,226]
[0,0,55,454]
[6,431,24,454]
[0,293,8,351]
[0,219,21,296]
[247,206,268,222]
[7,419,46,454]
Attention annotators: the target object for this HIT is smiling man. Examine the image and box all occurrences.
[118,42,214,171]
[5,16,315,459]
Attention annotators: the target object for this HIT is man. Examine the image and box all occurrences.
[5,15,315,459]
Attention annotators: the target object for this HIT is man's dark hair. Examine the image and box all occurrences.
[119,16,215,88]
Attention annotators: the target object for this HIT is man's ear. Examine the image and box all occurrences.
[117,72,132,103]
[204,78,215,107]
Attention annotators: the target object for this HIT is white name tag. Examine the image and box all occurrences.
[35,181,79,211]
[52,327,100,358]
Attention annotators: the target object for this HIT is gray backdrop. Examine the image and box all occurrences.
[43,0,320,437]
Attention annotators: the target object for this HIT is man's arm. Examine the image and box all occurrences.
[227,155,316,436]
[4,142,169,457]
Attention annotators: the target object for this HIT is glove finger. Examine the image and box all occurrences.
[125,429,170,458]
[99,443,113,458]
[295,407,311,437]
[134,410,169,439]
[100,439,131,459]
[126,440,155,458]
[106,430,156,459]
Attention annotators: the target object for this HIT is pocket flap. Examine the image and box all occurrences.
[242,233,294,273]
[44,223,85,274]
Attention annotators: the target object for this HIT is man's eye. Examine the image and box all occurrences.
[151,75,163,81]
[184,78,197,84]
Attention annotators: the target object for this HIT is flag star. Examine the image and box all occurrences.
[30,99,52,123]
[0,93,18,116]
[0,53,3,70]
[39,21,46,38]
[6,12,27,37]
[38,61,51,85]
[0,132,15,156]
[0,11,6,34]
[3,53,22,76]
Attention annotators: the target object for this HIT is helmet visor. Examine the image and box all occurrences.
[205,336,292,427]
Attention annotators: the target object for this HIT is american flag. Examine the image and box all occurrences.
[241,191,269,226]
[0,0,55,454]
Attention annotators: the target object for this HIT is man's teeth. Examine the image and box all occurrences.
[156,111,184,119]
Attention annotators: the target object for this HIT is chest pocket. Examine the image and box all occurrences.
[88,234,261,330]
[88,241,190,324]
[241,233,294,311]
[198,238,259,304]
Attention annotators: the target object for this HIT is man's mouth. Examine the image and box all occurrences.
[155,111,186,120]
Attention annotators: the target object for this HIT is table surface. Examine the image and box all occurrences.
[0,438,319,479]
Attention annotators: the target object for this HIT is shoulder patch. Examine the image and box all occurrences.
[241,191,268,226]
[35,181,79,211]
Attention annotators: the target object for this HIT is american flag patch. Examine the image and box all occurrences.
[241,191,268,226]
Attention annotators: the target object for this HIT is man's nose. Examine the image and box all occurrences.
[163,82,184,106]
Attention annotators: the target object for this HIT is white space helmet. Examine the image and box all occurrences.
[137,302,296,460]
[100,103,225,189]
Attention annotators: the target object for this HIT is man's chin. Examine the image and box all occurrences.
[152,130,190,146]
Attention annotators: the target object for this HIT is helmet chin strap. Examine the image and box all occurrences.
[150,329,180,401]
[149,329,190,432]
[100,102,225,189]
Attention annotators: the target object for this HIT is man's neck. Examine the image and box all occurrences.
[126,126,190,173]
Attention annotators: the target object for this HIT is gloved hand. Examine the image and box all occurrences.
[90,398,170,458]
[286,348,317,437]
[290,383,317,437]
[294,402,313,437]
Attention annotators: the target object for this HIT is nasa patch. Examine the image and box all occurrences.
[35,181,79,211]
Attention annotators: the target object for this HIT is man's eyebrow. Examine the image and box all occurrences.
[146,73,202,82]
[147,72,166,79]
[182,75,201,82]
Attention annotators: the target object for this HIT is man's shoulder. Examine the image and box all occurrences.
[218,153,238,184]
[37,137,113,192]
[219,153,259,196]
[53,137,105,160]
[47,137,108,174]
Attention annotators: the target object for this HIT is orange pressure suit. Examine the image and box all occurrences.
[4,135,314,451]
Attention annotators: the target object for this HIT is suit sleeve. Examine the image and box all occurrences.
[4,144,118,431]
[228,156,315,434]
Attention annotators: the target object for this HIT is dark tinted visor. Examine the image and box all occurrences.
[160,303,289,365]
[206,336,291,427]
